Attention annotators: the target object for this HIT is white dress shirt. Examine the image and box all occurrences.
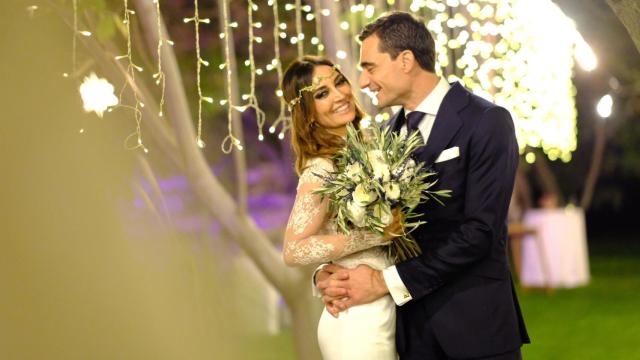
[382,77,450,306]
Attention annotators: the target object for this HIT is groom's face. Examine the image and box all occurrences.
[358,34,406,109]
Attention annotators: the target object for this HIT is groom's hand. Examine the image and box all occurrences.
[333,264,389,311]
[316,264,350,317]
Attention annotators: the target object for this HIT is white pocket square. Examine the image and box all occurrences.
[435,146,460,163]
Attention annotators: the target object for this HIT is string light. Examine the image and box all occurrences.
[152,0,166,118]
[79,72,118,117]
[220,0,243,153]
[71,0,78,76]
[184,0,211,148]
[418,0,580,161]
[295,0,303,56]
[269,0,291,136]
[235,0,268,144]
[116,0,147,153]
[313,0,324,55]
[26,5,38,17]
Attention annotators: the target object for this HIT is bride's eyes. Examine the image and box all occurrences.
[314,90,329,99]
[313,76,348,99]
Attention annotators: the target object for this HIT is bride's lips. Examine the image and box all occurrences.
[333,102,352,114]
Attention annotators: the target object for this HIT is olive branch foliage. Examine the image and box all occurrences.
[314,123,451,262]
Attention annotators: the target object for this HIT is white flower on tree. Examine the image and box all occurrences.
[79,72,118,117]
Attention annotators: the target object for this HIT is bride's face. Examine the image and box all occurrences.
[311,65,357,136]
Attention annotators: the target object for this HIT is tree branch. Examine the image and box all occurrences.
[607,0,640,54]
[132,0,302,292]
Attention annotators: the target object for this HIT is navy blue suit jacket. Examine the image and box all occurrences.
[388,82,530,359]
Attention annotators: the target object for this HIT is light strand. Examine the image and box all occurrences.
[117,0,147,153]
[71,0,77,76]
[184,0,211,148]
[67,0,92,78]
[295,0,303,57]
[417,0,578,161]
[313,0,324,55]
[239,0,267,142]
[220,0,242,153]
[348,0,357,63]
[152,0,166,118]
[269,0,291,139]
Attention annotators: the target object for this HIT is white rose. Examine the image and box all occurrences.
[372,162,391,182]
[400,159,417,182]
[373,202,393,226]
[367,150,385,165]
[367,150,390,181]
[347,201,367,227]
[384,181,401,201]
[346,162,364,179]
[352,183,378,206]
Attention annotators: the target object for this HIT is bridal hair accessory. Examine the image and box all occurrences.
[287,64,340,110]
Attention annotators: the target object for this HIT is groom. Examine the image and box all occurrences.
[316,12,530,359]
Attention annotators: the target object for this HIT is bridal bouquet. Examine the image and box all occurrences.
[314,122,451,263]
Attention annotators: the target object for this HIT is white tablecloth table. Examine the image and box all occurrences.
[521,208,590,288]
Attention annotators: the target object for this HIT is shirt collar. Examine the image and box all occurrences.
[406,77,450,116]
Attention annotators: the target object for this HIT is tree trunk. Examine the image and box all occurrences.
[132,2,321,359]
[607,0,640,54]
[580,123,607,210]
[533,152,562,205]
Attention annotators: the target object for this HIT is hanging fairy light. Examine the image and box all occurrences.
[417,0,583,162]
[66,0,92,78]
[295,0,303,57]
[183,0,212,148]
[230,0,267,143]
[79,72,119,117]
[219,0,243,153]
[152,0,167,118]
[313,0,324,55]
[115,0,147,153]
[269,0,292,139]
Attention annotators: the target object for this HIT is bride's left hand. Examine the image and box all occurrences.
[331,264,389,311]
[317,264,350,317]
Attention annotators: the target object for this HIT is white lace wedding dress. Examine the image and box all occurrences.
[283,157,397,360]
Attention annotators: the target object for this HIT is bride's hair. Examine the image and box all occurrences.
[282,56,364,175]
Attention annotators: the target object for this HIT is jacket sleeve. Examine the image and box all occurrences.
[396,106,518,300]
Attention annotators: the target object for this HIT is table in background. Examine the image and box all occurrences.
[520,208,590,288]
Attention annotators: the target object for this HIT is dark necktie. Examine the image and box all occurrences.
[405,110,426,134]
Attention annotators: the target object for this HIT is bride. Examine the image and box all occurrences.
[281,56,399,360]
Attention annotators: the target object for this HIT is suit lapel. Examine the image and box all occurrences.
[385,108,405,133]
[414,82,469,166]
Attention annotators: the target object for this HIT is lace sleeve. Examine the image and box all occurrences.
[283,158,388,266]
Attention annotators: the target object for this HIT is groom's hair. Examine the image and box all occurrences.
[359,12,436,72]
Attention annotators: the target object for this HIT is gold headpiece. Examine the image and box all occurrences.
[287,64,340,110]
